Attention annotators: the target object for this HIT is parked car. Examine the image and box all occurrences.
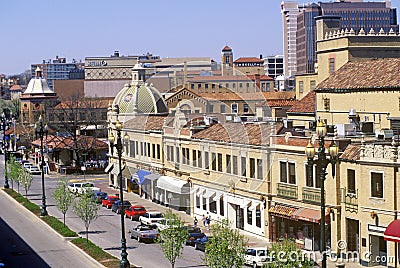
[139,211,165,226]
[26,165,41,175]
[92,192,108,203]
[125,205,146,221]
[154,219,176,231]
[101,195,120,208]
[128,224,159,242]
[111,200,132,214]
[194,235,210,252]
[68,182,101,195]
[244,247,271,268]
[185,226,205,246]
[23,162,33,168]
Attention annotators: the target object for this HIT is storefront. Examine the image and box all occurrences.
[132,170,160,201]
[269,204,330,251]
[155,175,190,213]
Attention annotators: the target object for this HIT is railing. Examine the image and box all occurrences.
[340,188,358,213]
[277,182,298,199]
[302,187,322,204]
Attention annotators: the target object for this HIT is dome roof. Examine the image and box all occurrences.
[113,82,168,114]
[23,67,54,95]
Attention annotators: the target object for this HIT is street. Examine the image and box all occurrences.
[0,155,206,268]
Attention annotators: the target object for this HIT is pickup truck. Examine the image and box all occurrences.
[244,247,271,268]
[68,182,101,195]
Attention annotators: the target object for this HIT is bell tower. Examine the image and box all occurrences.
[221,45,233,76]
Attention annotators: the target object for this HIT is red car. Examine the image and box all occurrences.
[125,205,146,221]
[101,195,119,209]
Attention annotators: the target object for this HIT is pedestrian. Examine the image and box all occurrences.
[202,214,206,227]
[194,216,198,227]
[206,212,211,229]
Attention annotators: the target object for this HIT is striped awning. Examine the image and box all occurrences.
[269,204,299,218]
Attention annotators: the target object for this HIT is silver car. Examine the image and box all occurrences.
[128,224,159,243]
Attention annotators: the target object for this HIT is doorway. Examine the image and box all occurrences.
[346,218,359,252]
[235,205,244,230]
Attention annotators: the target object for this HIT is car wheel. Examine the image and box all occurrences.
[131,216,134,221]
[130,233,134,239]
[137,236,141,242]
[194,244,198,250]
[253,262,258,268]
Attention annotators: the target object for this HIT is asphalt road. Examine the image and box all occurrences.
[0,156,206,268]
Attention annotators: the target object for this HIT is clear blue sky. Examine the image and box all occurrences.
[2,0,400,75]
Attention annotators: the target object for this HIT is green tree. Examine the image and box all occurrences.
[264,239,315,268]
[72,191,100,242]
[203,219,248,268]
[7,155,21,190]
[18,167,33,197]
[53,178,74,226]
[156,209,188,268]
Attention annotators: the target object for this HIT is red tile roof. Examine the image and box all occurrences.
[192,122,271,145]
[198,91,296,102]
[31,135,107,150]
[317,58,400,91]
[269,205,299,217]
[124,115,168,131]
[257,99,298,107]
[234,57,263,63]
[10,85,23,91]
[339,144,361,161]
[54,98,113,109]
[222,45,232,51]
[287,91,315,114]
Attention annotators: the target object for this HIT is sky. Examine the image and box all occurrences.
[2,0,400,75]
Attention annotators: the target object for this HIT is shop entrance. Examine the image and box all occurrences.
[370,235,387,266]
[346,218,359,252]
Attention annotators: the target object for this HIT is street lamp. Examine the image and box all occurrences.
[1,112,9,189]
[305,120,338,268]
[35,114,48,216]
[109,119,130,268]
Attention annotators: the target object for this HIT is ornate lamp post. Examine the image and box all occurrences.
[109,119,130,268]
[35,115,48,216]
[1,112,9,189]
[305,120,338,268]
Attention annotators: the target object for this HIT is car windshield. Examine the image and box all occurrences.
[257,250,267,256]
[134,207,145,211]
[150,213,163,218]
[139,226,152,231]
[83,183,95,187]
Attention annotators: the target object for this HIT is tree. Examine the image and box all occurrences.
[18,167,33,197]
[72,191,100,242]
[53,178,74,226]
[156,209,189,268]
[264,239,315,268]
[203,219,248,268]
[7,155,21,190]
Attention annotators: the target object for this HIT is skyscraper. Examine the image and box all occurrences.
[281,1,300,78]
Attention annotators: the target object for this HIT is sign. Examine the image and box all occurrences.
[368,224,386,233]
[86,60,107,67]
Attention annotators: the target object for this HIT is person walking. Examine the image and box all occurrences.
[206,212,211,229]
[193,216,198,227]
[202,214,206,227]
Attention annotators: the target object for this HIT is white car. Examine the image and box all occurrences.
[139,212,165,226]
[26,166,41,175]
[244,247,271,268]
[154,219,175,231]
[68,182,101,194]
[23,162,33,168]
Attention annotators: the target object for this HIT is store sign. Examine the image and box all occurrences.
[368,224,386,233]
[87,60,107,67]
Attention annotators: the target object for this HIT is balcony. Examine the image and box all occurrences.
[340,188,358,213]
[277,182,298,199]
[302,187,322,204]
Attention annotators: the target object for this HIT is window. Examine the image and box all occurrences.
[210,199,217,214]
[310,80,316,91]
[205,84,209,89]
[197,150,202,168]
[250,158,256,178]
[205,151,209,169]
[323,98,330,111]
[257,159,263,180]
[212,84,215,89]
[192,150,197,167]
[196,195,200,208]
[231,103,238,113]
[211,153,216,171]
[157,144,160,159]
[220,105,226,113]
[191,83,194,89]
[130,140,136,158]
[243,104,249,113]
[329,58,335,74]
[371,172,383,198]
[232,156,238,175]
[299,81,304,93]
[176,147,180,163]
[255,205,261,228]
[217,153,222,172]
[241,157,247,177]
[226,155,231,174]
[347,169,356,194]
[280,161,296,184]
[247,208,253,224]
[152,144,156,158]
[203,197,207,210]
[219,196,224,216]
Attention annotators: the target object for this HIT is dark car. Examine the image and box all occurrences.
[92,192,108,203]
[125,205,146,221]
[111,200,132,214]
[194,235,211,251]
[185,226,205,246]
[101,195,119,208]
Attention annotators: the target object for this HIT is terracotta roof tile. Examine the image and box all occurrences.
[54,98,113,109]
[257,99,298,107]
[10,85,23,91]
[199,91,295,101]
[234,57,264,63]
[222,45,232,51]
[317,58,400,91]
[192,122,271,145]
[287,91,315,114]
[339,144,361,161]
[124,115,168,131]
[269,205,299,217]
[31,135,107,150]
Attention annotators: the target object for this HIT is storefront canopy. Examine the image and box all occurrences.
[132,169,151,185]
[269,204,299,219]
[384,219,400,243]
[292,208,330,223]
[156,176,189,194]
[104,163,113,173]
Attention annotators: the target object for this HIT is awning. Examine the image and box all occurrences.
[203,189,216,199]
[249,202,259,211]
[104,163,114,173]
[122,166,137,178]
[240,199,251,208]
[110,164,122,175]
[213,192,223,201]
[133,170,151,185]
[156,175,189,194]
[384,219,400,242]
[144,173,161,181]
[292,208,330,223]
[269,204,299,218]
[196,187,205,197]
